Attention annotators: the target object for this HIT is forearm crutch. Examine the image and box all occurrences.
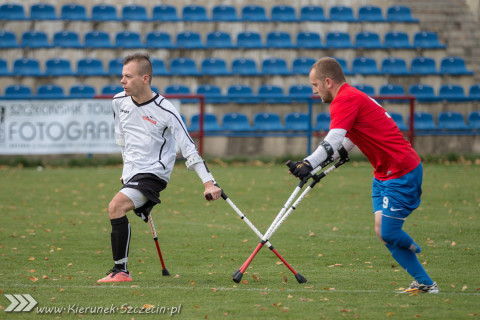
[148,214,170,276]
[232,153,350,283]
[205,171,307,283]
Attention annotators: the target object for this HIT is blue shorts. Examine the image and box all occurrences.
[372,163,423,219]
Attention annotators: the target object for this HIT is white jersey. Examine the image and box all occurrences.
[112,91,198,184]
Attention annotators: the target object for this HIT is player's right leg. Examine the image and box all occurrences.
[98,191,143,283]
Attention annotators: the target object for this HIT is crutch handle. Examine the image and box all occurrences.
[205,190,227,201]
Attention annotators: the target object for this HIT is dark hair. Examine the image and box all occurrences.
[310,57,346,84]
[123,53,153,84]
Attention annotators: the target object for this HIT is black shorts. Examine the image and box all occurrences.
[122,173,167,216]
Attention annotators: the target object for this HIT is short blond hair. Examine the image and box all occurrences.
[310,57,346,83]
[123,53,153,84]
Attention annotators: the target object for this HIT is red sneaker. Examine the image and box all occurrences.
[97,269,132,283]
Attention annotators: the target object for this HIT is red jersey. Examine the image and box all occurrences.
[329,83,420,180]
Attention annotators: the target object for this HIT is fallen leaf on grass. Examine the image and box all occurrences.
[143,304,155,309]
[462,285,468,291]
[28,257,35,261]
[28,276,38,282]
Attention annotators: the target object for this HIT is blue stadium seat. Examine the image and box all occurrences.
[355,31,383,49]
[329,5,357,22]
[300,5,327,21]
[145,31,175,49]
[30,3,58,20]
[440,56,474,75]
[122,4,149,21]
[170,57,199,75]
[151,58,170,76]
[190,113,222,132]
[76,58,107,76]
[261,57,291,75]
[296,31,324,49]
[237,31,264,48]
[334,57,352,75]
[352,56,381,75]
[285,112,310,131]
[84,31,114,48]
[411,56,438,75]
[381,57,410,75]
[0,58,10,76]
[358,5,385,22]
[107,58,123,76]
[314,112,331,131]
[253,112,285,131]
[266,31,295,48]
[36,84,65,98]
[222,113,253,131]
[0,3,27,20]
[292,57,316,75]
[69,84,96,98]
[4,84,32,99]
[325,31,354,48]
[13,58,42,76]
[0,30,19,48]
[468,111,480,129]
[438,84,470,101]
[21,31,51,48]
[389,112,408,131]
[53,31,83,48]
[61,4,88,21]
[241,5,269,22]
[200,58,230,76]
[115,31,144,49]
[211,5,238,21]
[384,31,413,49]
[408,84,440,102]
[271,5,297,22]
[91,4,119,21]
[288,84,312,101]
[182,5,209,21]
[164,84,191,96]
[412,112,437,131]
[413,31,446,49]
[206,31,235,49]
[438,111,469,130]
[258,84,288,103]
[176,31,204,49]
[354,84,376,96]
[379,84,405,95]
[152,5,180,21]
[227,84,259,103]
[196,85,227,103]
[45,58,74,76]
[386,5,419,22]
[101,84,123,95]
[231,58,260,76]
[469,84,480,100]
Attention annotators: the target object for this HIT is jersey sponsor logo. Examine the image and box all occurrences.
[120,109,130,114]
[142,116,157,125]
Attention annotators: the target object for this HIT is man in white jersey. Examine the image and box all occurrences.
[98,53,222,283]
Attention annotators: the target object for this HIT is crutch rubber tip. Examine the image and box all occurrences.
[162,269,170,276]
[232,270,243,283]
[295,273,307,283]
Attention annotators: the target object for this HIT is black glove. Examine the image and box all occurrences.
[287,160,313,179]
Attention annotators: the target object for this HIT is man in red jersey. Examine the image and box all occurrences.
[289,57,438,294]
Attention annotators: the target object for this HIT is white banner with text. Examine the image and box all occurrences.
[0,99,118,155]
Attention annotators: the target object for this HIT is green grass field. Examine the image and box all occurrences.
[1,161,479,319]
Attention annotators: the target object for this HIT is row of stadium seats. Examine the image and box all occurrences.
[184,111,480,134]
[0,4,419,23]
[1,56,472,77]
[0,29,445,50]
[2,83,480,103]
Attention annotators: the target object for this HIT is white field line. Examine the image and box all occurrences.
[5,282,480,296]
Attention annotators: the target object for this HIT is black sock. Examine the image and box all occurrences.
[110,216,130,273]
